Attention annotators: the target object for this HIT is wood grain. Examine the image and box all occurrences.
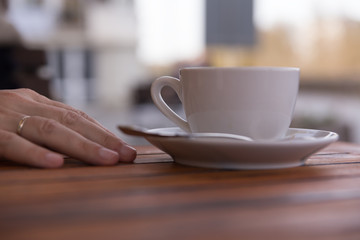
[1,142,360,240]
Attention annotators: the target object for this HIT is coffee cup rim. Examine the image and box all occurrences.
[180,66,300,73]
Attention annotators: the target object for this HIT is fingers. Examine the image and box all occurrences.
[0,89,137,163]
[19,116,123,166]
[23,104,136,162]
[0,89,137,167]
[0,129,64,168]
[20,89,113,134]
[0,88,111,134]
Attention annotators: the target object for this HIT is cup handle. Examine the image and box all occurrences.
[151,76,191,132]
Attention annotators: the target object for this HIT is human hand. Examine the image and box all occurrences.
[0,89,137,168]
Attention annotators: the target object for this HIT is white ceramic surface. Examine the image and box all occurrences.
[144,127,338,170]
[151,67,299,140]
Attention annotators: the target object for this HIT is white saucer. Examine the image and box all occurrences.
[143,127,338,170]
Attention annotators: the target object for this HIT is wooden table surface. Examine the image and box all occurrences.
[1,142,360,240]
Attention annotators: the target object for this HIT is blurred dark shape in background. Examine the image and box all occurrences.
[206,0,255,46]
[0,0,50,97]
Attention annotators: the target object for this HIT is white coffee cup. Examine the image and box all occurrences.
[151,67,299,140]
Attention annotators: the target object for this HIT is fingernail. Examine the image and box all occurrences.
[98,147,119,163]
[45,153,64,168]
[118,145,137,162]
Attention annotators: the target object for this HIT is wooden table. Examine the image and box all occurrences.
[1,142,360,240]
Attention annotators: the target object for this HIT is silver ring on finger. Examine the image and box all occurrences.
[17,116,31,136]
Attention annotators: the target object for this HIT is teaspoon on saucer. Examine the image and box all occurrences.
[118,125,254,142]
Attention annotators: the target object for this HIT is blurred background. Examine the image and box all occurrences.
[1,0,360,145]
